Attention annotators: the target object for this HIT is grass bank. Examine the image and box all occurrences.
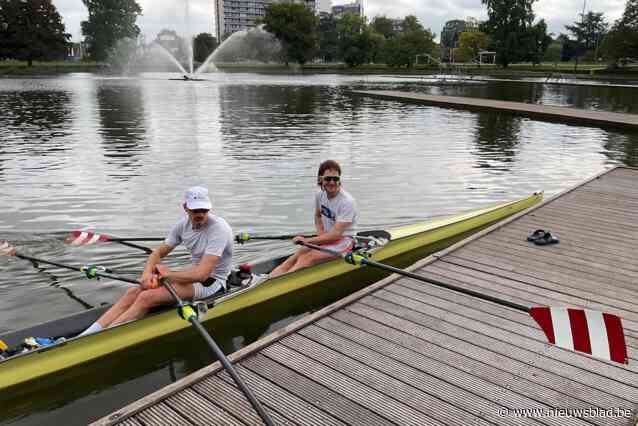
[3,60,638,80]
[216,62,638,80]
[0,60,98,75]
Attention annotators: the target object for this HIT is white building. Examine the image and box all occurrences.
[331,0,362,17]
[215,0,316,41]
[316,0,331,13]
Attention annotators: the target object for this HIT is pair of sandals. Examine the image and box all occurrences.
[527,229,559,245]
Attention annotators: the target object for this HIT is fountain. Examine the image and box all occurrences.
[106,1,281,78]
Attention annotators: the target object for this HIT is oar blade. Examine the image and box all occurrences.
[65,230,109,246]
[0,240,16,256]
[530,306,628,364]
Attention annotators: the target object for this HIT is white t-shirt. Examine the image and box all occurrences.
[165,214,233,282]
[315,188,358,237]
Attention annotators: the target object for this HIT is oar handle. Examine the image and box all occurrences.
[297,241,530,313]
[235,232,314,244]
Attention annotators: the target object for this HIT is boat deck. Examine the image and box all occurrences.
[351,90,638,130]
[94,166,638,426]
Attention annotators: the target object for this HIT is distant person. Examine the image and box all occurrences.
[78,186,233,336]
[270,160,358,278]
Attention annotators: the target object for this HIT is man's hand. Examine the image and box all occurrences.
[293,235,307,244]
[155,264,170,278]
[139,270,154,289]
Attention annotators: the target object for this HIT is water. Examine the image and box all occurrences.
[1,72,637,424]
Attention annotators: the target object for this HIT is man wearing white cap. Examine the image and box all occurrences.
[77,186,233,336]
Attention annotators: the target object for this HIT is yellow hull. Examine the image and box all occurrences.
[0,192,542,390]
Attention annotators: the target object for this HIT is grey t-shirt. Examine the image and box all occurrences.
[165,214,233,282]
[315,188,358,236]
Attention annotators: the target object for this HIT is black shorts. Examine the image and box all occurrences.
[201,277,217,287]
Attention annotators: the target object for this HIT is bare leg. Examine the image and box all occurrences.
[270,247,309,278]
[282,250,336,275]
[95,287,143,328]
[111,283,194,326]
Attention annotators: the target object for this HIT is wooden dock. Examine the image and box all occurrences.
[94,166,638,426]
[351,90,638,130]
[383,75,638,90]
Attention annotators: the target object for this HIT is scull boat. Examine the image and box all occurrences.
[0,192,542,390]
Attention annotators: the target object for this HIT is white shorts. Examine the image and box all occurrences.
[319,237,354,254]
[192,279,226,300]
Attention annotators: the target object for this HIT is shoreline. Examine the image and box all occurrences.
[2,61,638,81]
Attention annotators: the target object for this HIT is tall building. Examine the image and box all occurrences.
[215,0,316,41]
[331,0,363,18]
[390,18,403,33]
[440,17,481,61]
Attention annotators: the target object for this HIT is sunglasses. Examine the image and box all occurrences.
[321,176,341,183]
[191,209,210,214]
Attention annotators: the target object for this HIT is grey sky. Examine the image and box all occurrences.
[54,0,626,43]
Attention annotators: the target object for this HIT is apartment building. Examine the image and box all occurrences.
[215,0,316,41]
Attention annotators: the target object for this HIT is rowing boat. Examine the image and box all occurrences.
[0,192,542,390]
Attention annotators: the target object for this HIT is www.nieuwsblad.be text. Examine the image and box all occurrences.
[498,407,633,419]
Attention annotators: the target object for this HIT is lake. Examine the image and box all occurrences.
[0,72,636,425]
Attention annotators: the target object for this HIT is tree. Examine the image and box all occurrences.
[384,15,435,68]
[367,29,385,64]
[193,33,217,63]
[370,16,396,39]
[262,3,317,65]
[543,40,562,64]
[600,0,638,65]
[337,12,368,67]
[317,12,338,62]
[525,19,552,64]
[565,11,608,55]
[458,31,490,62]
[481,0,536,67]
[81,0,142,62]
[0,0,70,66]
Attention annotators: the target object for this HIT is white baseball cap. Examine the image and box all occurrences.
[184,186,212,210]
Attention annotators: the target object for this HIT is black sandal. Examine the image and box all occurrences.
[534,231,559,245]
[527,229,546,242]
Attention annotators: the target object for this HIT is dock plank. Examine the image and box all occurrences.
[165,389,247,426]
[211,367,346,426]
[331,310,633,410]
[242,354,392,426]
[262,343,454,426]
[293,327,560,426]
[135,403,193,426]
[313,317,627,426]
[350,300,638,401]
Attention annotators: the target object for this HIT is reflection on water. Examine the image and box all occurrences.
[0,89,72,174]
[219,85,324,161]
[602,131,638,165]
[96,84,149,180]
[1,73,638,425]
[473,113,522,170]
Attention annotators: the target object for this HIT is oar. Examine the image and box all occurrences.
[0,240,141,284]
[1,240,274,425]
[65,230,158,254]
[234,231,314,244]
[298,241,629,365]
[157,272,274,426]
